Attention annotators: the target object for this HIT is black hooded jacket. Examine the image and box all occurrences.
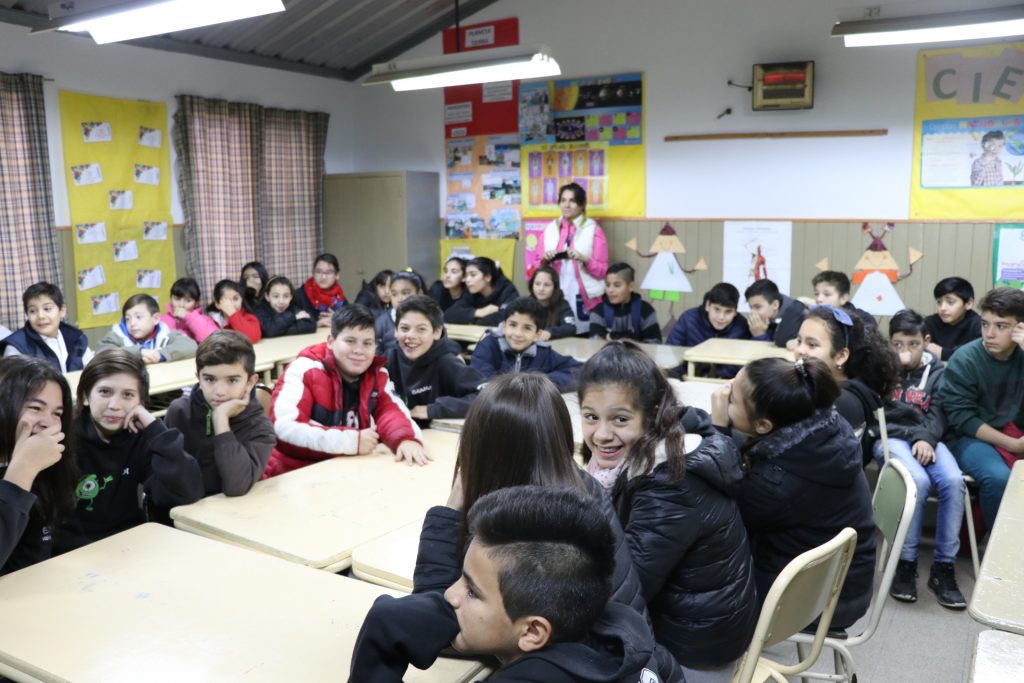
[385,338,485,423]
[443,277,519,326]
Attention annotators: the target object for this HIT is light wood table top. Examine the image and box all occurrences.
[970,461,1024,635]
[681,338,794,381]
[445,323,492,343]
[549,336,689,370]
[0,523,484,683]
[971,630,1024,682]
[351,519,423,592]
[171,429,459,572]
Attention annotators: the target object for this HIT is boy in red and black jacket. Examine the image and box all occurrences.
[264,305,425,477]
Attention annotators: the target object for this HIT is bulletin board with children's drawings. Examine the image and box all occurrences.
[519,72,646,219]
[910,41,1024,221]
[60,90,174,328]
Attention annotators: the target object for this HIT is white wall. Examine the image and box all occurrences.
[0,21,356,225]
[351,0,1012,220]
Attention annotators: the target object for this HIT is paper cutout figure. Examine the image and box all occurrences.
[143,221,168,240]
[815,258,829,272]
[71,162,102,186]
[82,122,112,143]
[77,265,106,291]
[851,270,906,315]
[136,269,162,289]
[624,223,707,302]
[113,240,140,262]
[90,292,120,315]
[109,190,133,210]
[138,126,162,148]
[75,222,107,245]
[133,164,160,185]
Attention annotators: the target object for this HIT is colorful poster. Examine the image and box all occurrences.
[520,73,645,218]
[993,223,1024,288]
[445,134,521,238]
[60,91,174,328]
[439,238,516,281]
[523,219,549,280]
[722,221,793,312]
[442,18,520,139]
[911,42,1024,220]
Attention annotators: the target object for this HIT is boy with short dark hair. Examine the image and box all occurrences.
[880,310,966,609]
[667,282,751,379]
[0,282,93,372]
[264,304,425,477]
[744,278,805,349]
[812,270,877,330]
[349,485,683,682]
[97,293,197,363]
[471,297,581,392]
[165,330,276,496]
[588,263,660,343]
[385,295,485,426]
[925,277,981,361]
[939,287,1024,532]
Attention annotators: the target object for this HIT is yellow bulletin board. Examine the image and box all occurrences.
[910,42,1024,220]
[60,91,174,328]
[439,238,516,279]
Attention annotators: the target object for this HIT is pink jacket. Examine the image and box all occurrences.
[161,304,219,343]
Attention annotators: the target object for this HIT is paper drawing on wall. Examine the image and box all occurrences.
[748,242,768,281]
[624,223,707,302]
[850,222,924,315]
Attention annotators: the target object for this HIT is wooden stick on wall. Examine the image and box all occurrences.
[665,129,888,142]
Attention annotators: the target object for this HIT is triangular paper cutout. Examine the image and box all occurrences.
[624,237,638,251]
[693,257,709,271]
[815,258,829,271]
[851,270,906,316]
[640,252,692,293]
[908,247,923,265]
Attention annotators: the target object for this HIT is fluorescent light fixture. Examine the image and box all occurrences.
[832,5,1024,47]
[37,0,285,44]
[364,43,561,91]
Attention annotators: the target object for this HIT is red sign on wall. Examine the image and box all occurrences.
[442,17,520,138]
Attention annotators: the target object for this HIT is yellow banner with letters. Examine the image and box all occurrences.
[60,90,174,328]
[910,42,1024,220]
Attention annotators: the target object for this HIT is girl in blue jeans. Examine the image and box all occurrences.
[877,310,966,609]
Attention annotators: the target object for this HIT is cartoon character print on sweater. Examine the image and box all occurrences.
[76,473,114,512]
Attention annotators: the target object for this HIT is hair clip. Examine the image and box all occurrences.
[794,358,808,377]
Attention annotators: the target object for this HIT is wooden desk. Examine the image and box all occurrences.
[445,323,492,343]
[970,630,1024,682]
[549,337,689,370]
[681,338,793,382]
[171,429,459,572]
[970,461,1024,634]
[352,519,423,591]
[0,524,484,683]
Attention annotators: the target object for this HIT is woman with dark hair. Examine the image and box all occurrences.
[442,256,518,327]
[239,261,269,309]
[541,182,609,334]
[293,253,347,328]
[711,356,877,633]
[529,265,575,340]
[795,305,902,463]
[0,357,78,573]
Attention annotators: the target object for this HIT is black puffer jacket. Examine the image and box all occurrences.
[738,409,876,630]
[412,472,646,615]
[443,276,519,326]
[612,406,758,669]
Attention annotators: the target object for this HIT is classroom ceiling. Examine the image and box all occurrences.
[0,0,500,80]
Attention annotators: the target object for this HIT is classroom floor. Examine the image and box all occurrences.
[761,552,984,682]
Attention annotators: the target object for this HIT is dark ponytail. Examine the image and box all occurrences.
[469,257,505,285]
[744,356,840,429]
[578,341,687,481]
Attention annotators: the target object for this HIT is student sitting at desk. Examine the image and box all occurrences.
[1,282,94,373]
[925,276,982,362]
[264,305,426,477]
[97,294,198,363]
[207,280,262,345]
[54,350,203,554]
[588,263,661,343]
[351,486,683,683]
[744,279,805,349]
[385,295,485,426]
[667,282,751,379]
[160,277,218,344]
[471,297,581,392]
[443,256,519,327]
[375,270,425,356]
[254,276,317,338]
[0,357,77,575]
[165,331,275,496]
[293,252,347,328]
[813,270,877,331]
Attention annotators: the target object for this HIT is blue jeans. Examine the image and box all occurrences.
[874,439,964,563]
[950,437,1011,530]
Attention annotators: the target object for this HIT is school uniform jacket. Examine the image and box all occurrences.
[924,310,982,362]
[427,280,463,312]
[443,277,519,326]
[883,351,948,446]
[612,406,758,669]
[349,591,683,683]
[215,309,263,344]
[96,321,198,361]
[385,338,485,422]
[254,301,317,338]
[265,342,421,477]
[738,409,876,630]
[588,293,661,343]
[0,322,91,372]
[469,331,581,392]
[53,418,203,554]
[160,304,219,343]
[165,386,276,496]
[544,298,577,339]
[666,304,751,379]
[375,309,398,356]
[0,478,54,575]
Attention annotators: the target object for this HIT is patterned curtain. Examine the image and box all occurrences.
[173,95,328,301]
[0,73,61,330]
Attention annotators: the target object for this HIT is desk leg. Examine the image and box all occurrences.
[687,361,696,380]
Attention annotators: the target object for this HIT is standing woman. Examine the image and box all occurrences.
[541,182,609,334]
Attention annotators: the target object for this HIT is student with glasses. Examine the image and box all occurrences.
[294,253,347,329]
[794,305,901,465]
